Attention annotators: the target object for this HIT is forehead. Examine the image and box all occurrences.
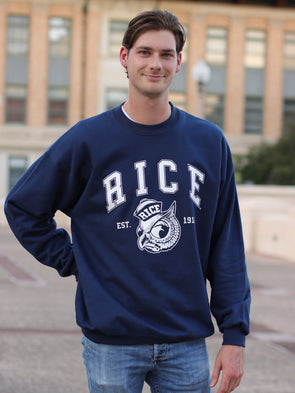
[132,30,177,51]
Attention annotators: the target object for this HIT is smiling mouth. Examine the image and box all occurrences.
[144,74,164,80]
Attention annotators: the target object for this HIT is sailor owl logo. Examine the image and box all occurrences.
[133,199,181,254]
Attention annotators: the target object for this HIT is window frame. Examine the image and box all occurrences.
[5,15,30,124]
[47,17,71,125]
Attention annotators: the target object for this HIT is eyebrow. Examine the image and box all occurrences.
[136,46,176,53]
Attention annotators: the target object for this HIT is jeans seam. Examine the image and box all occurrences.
[154,370,160,393]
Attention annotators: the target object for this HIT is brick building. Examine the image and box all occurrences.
[0,0,295,215]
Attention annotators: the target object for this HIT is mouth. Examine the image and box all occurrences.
[144,74,165,80]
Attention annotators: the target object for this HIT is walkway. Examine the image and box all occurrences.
[0,226,294,393]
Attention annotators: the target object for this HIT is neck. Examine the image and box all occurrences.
[123,95,171,125]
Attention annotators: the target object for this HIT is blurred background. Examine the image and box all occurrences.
[0,0,294,261]
[0,2,294,392]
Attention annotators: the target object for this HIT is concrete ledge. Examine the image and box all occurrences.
[238,185,295,263]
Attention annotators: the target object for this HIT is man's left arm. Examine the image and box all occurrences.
[207,138,250,392]
[210,345,244,393]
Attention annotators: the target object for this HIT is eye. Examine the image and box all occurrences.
[151,222,170,239]
[139,50,150,56]
[162,52,174,59]
[136,228,143,237]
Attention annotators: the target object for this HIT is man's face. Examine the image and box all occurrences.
[120,30,182,99]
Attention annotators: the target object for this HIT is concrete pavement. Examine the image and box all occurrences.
[0,225,295,393]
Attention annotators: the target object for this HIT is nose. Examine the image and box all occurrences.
[149,53,162,70]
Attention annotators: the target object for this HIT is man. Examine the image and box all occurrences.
[5,9,250,393]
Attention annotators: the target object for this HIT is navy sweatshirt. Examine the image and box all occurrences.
[4,104,250,346]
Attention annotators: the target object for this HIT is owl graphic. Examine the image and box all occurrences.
[133,199,181,254]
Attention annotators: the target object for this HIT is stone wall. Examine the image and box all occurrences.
[238,185,295,262]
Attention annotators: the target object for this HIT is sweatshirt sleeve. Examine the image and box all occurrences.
[4,126,88,278]
[207,138,251,347]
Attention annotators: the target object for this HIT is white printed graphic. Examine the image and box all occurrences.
[103,160,205,213]
[133,199,181,254]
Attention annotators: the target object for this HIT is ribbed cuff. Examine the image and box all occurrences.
[222,327,246,347]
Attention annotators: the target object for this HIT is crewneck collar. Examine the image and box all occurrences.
[121,106,136,122]
[114,102,179,136]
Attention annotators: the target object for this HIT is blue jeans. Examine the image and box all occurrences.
[82,336,211,393]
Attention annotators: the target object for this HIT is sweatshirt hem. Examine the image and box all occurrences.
[81,328,214,346]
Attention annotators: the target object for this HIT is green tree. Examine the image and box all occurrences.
[239,125,295,185]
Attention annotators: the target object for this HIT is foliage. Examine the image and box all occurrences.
[238,125,295,185]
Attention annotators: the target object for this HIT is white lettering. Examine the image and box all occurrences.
[158,160,178,194]
[138,211,148,220]
[187,164,205,209]
[183,216,196,224]
[149,204,161,214]
[103,171,126,213]
[137,204,161,220]
[134,161,148,196]
[103,161,206,213]
[117,221,130,229]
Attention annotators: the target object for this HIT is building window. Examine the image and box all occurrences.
[244,30,266,134]
[244,97,264,134]
[245,30,266,69]
[47,17,71,125]
[205,27,228,128]
[283,32,295,133]
[8,156,27,190]
[109,20,128,56]
[206,27,227,66]
[5,15,29,124]
[283,99,295,133]
[6,85,27,123]
[284,32,295,69]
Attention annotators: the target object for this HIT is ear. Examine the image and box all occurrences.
[166,201,177,217]
[176,52,182,73]
[120,46,128,69]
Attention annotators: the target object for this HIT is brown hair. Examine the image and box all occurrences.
[122,10,186,54]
